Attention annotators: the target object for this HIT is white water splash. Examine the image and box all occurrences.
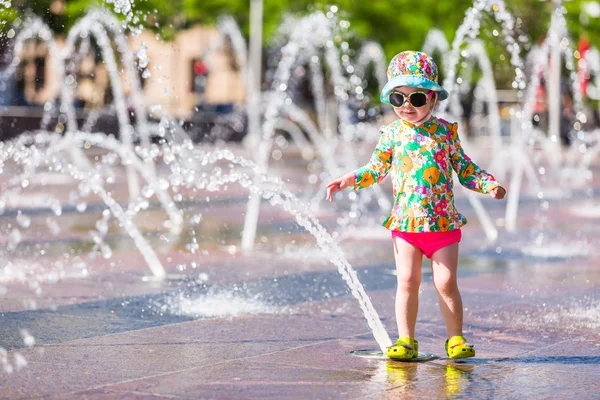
[13,353,27,371]
[19,329,35,348]
[0,259,89,284]
[279,244,332,265]
[0,346,30,375]
[542,299,600,329]
[167,290,277,318]
[570,203,600,218]
[0,347,12,374]
[103,0,142,35]
[521,243,590,258]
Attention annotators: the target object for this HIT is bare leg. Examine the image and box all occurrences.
[430,242,463,338]
[392,237,423,339]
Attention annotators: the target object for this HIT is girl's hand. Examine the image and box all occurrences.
[326,173,355,202]
[490,186,506,200]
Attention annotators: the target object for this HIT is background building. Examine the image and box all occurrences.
[2,24,245,119]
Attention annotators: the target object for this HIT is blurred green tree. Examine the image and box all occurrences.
[3,0,599,53]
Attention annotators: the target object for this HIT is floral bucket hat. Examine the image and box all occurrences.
[380,50,448,104]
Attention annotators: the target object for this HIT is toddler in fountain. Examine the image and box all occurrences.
[326,51,506,360]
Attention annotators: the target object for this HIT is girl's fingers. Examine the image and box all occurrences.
[326,185,336,202]
[326,175,353,202]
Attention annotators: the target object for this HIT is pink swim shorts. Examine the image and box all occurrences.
[391,229,462,259]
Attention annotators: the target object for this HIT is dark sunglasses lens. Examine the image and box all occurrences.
[410,93,428,107]
[389,93,405,107]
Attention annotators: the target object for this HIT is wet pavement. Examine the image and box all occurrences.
[1,142,600,399]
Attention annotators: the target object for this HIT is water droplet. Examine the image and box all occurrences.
[13,353,27,371]
[20,329,35,347]
[16,212,31,228]
[46,217,60,235]
[8,229,21,251]
[101,244,113,259]
[76,202,87,212]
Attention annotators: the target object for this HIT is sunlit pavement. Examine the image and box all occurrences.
[1,143,599,399]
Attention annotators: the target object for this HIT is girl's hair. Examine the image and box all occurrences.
[421,91,438,113]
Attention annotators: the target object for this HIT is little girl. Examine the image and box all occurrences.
[326,51,506,359]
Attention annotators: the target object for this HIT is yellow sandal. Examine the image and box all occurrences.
[386,336,419,360]
[445,335,475,359]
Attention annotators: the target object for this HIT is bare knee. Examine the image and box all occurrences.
[433,273,458,296]
[396,270,422,292]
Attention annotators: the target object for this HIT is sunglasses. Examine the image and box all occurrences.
[389,91,434,108]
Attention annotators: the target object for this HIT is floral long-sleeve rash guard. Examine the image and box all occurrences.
[353,117,499,232]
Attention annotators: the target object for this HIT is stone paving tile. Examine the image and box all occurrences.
[0,308,381,398]
[69,383,367,400]
[73,314,373,346]
[85,359,376,398]
[255,339,378,371]
[0,339,321,399]
[0,360,145,400]
[60,389,186,399]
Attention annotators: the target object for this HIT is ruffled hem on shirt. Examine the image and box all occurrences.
[382,213,467,232]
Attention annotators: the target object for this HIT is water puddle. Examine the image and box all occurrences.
[349,349,438,362]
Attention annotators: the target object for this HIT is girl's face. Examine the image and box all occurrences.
[391,86,435,124]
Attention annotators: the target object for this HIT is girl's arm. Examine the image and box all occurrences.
[448,123,502,195]
[352,127,394,191]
